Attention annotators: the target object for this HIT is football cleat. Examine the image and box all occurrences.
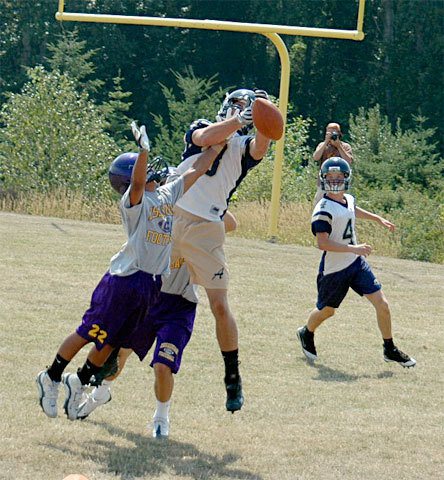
[225,378,244,413]
[151,417,170,439]
[296,326,318,361]
[77,385,112,420]
[36,370,60,418]
[62,373,87,421]
[384,346,416,368]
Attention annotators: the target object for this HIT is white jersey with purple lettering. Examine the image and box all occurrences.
[174,119,261,221]
[311,193,358,275]
[109,177,184,276]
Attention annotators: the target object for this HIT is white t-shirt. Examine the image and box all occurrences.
[174,120,261,221]
[311,193,358,275]
[109,177,184,276]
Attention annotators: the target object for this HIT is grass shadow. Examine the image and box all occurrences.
[303,362,395,383]
[81,420,263,480]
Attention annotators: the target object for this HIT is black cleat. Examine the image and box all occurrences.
[225,378,244,413]
[296,326,317,361]
[384,346,416,368]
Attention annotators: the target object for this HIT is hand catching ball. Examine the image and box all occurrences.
[252,98,284,140]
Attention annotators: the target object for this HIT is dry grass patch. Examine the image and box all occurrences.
[1,212,443,480]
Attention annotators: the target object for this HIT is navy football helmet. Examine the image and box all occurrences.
[109,153,170,195]
[216,88,256,134]
[319,157,352,192]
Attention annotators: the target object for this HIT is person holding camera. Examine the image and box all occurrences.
[313,123,353,203]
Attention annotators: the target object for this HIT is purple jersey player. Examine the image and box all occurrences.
[36,122,227,421]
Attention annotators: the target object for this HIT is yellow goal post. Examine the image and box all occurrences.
[56,0,366,240]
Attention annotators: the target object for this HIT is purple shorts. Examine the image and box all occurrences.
[76,271,161,351]
[128,291,196,373]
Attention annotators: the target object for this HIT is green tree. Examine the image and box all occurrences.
[46,29,104,94]
[101,72,134,150]
[151,69,225,163]
[0,67,118,198]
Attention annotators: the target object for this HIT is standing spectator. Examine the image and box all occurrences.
[313,123,353,204]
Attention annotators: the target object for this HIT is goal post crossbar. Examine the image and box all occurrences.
[56,0,366,239]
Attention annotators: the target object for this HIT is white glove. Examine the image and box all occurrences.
[235,106,253,126]
[254,89,269,100]
[131,121,150,151]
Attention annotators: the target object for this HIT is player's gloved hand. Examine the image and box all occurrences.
[131,121,150,151]
[235,106,253,126]
[254,89,269,101]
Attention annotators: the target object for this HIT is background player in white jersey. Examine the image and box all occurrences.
[76,213,238,438]
[36,123,227,421]
[172,88,272,412]
[296,157,416,367]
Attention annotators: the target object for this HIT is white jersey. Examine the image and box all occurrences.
[109,177,184,276]
[174,119,261,221]
[311,193,358,275]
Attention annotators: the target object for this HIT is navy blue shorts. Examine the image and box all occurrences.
[128,292,197,373]
[316,256,381,310]
[77,271,161,351]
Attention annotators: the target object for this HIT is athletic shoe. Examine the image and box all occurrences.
[296,326,317,361]
[152,417,169,438]
[225,378,244,413]
[62,373,86,420]
[384,346,416,368]
[77,385,112,420]
[36,370,60,418]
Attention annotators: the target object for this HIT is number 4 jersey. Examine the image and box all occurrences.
[311,194,358,275]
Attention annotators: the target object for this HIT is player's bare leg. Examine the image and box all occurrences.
[151,363,174,438]
[205,288,243,413]
[365,290,416,367]
[365,290,392,338]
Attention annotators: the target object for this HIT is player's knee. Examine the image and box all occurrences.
[323,306,336,318]
[377,297,390,315]
[209,297,230,319]
[154,362,172,378]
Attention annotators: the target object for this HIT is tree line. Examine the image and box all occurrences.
[0,0,443,151]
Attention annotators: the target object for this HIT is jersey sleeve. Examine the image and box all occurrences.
[182,119,212,161]
[311,207,333,236]
[158,175,184,205]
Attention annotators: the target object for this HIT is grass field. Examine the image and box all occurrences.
[1,211,443,480]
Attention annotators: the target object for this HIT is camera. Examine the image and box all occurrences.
[330,132,339,141]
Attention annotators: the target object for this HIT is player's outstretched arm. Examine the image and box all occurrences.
[192,107,253,147]
[249,132,271,160]
[181,142,226,193]
[130,122,151,206]
[356,207,395,232]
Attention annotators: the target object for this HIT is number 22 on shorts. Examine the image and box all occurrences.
[87,324,108,343]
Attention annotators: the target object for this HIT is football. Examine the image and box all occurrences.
[252,98,284,140]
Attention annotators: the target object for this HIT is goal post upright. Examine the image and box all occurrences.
[55,0,366,240]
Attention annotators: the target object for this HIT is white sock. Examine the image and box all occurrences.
[154,400,171,420]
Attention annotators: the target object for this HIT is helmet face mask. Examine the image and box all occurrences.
[320,157,351,192]
[216,88,256,134]
[109,153,171,195]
